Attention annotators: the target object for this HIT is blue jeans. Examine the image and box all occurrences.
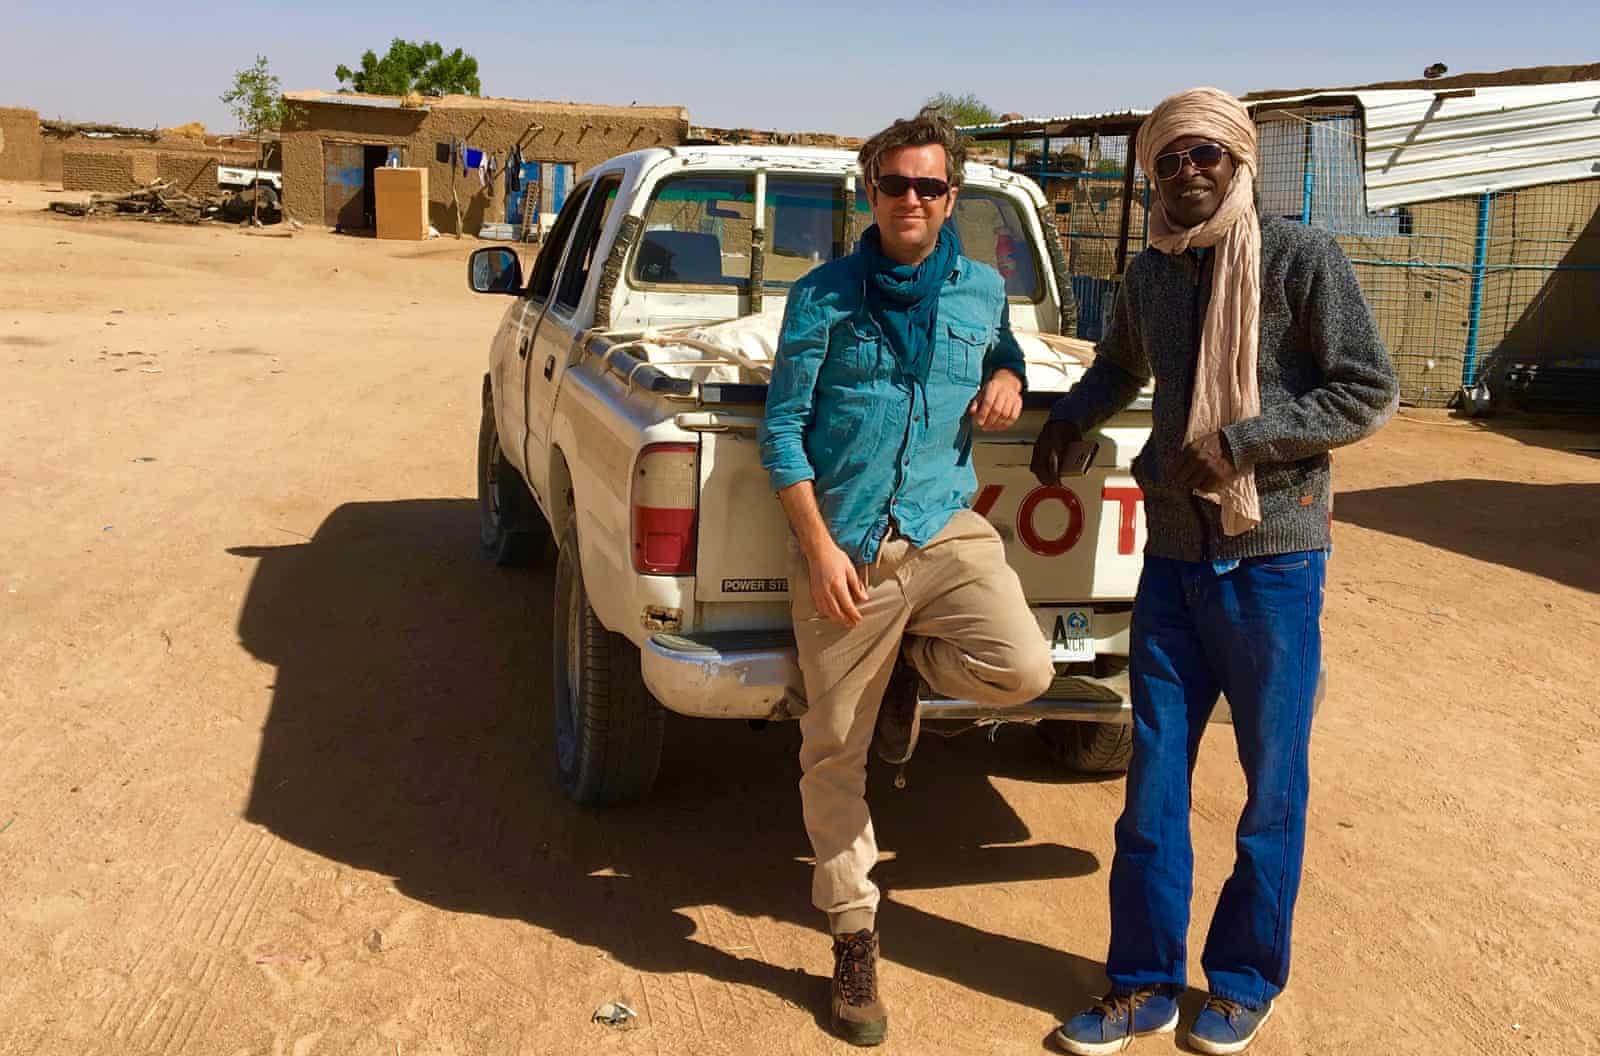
[1107,551,1326,1008]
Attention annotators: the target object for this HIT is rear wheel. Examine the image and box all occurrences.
[1038,720,1133,774]
[477,383,547,566]
[252,183,280,211]
[551,520,665,805]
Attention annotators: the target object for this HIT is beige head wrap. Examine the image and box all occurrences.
[1137,87,1261,535]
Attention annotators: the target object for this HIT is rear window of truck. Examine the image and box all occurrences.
[630,174,1041,301]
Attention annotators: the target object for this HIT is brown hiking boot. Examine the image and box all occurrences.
[830,929,888,1046]
[874,653,922,766]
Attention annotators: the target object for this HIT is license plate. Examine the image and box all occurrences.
[1036,607,1095,663]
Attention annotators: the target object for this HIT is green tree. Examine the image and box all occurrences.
[220,55,285,223]
[335,40,481,97]
[923,92,999,128]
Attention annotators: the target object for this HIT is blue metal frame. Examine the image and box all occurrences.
[1301,120,1315,224]
[1463,191,1494,386]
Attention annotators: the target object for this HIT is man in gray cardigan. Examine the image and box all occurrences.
[1036,89,1397,1056]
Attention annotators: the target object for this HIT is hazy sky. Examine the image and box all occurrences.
[3,2,1593,136]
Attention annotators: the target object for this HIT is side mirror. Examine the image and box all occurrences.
[468,247,523,294]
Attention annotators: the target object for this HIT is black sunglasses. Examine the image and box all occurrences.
[1153,142,1229,181]
[874,173,952,200]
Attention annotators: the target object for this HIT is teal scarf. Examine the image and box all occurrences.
[860,222,961,376]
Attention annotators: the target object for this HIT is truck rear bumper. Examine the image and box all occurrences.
[641,631,809,720]
[641,630,1138,724]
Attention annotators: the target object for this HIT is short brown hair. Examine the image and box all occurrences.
[858,108,968,189]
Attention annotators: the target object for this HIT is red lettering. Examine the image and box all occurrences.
[1102,486,1144,555]
[977,483,1143,558]
[1017,486,1084,557]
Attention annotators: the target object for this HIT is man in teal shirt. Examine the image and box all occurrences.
[759,110,1056,1046]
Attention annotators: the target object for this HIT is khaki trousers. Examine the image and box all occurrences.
[788,510,1055,934]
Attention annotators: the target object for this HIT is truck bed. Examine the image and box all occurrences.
[575,315,1152,628]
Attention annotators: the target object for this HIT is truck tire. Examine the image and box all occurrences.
[1038,720,1133,774]
[552,520,665,805]
[477,385,547,566]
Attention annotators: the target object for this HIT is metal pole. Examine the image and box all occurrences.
[1007,137,1016,171]
[1463,191,1494,386]
[748,169,767,316]
[1115,128,1139,276]
[1301,120,1315,224]
[841,171,860,253]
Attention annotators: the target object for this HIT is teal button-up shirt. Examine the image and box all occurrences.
[759,250,1027,565]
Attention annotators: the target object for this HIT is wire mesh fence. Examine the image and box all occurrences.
[990,107,1600,408]
[1000,131,1150,343]
[1256,106,1600,407]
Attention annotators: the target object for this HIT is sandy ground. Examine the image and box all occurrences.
[2,180,1597,1056]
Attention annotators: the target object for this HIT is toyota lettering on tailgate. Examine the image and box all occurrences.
[973,483,1144,557]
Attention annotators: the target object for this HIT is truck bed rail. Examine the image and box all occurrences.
[579,328,1148,411]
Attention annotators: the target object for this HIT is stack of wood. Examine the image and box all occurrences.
[50,180,224,224]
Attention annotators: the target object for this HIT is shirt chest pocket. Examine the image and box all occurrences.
[945,323,989,384]
[826,321,884,380]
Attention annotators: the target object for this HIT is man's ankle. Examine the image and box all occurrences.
[830,909,875,936]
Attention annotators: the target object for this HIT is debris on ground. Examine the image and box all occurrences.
[592,1001,638,1029]
[48,179,281,226]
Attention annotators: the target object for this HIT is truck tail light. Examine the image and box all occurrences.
[631,442,698,575]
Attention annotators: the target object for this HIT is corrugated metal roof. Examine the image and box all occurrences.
[1252,82,1600,209]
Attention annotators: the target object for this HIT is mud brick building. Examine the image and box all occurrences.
[0,107,44,180]
[280,92,688,234]
[0,106,258,194]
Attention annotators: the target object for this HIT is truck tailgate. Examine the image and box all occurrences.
[690,407,1149,607]
[693,425,794,603]
[970,414,1149,603]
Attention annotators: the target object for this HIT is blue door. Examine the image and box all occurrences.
[507,162,575,225]
[549,162,572,213]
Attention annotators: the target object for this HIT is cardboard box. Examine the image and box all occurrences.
[374,166,428,241]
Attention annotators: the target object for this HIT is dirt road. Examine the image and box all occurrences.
[2,181,1597,1056]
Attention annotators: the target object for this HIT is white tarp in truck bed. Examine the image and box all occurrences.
[621,315,1121,397]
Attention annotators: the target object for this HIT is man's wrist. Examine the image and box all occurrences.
[1217,431,1236,469]
[1219,418,1263,471]
[796,525,837,561]
[1047,415,1083,440]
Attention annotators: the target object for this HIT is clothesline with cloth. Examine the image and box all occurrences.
[442,140,504,190]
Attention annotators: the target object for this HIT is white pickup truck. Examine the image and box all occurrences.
[467,146,1156,805]
[216,164,282,194]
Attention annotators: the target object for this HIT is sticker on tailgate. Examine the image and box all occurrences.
[722,578,788,593]
[1036,606,1095,662]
